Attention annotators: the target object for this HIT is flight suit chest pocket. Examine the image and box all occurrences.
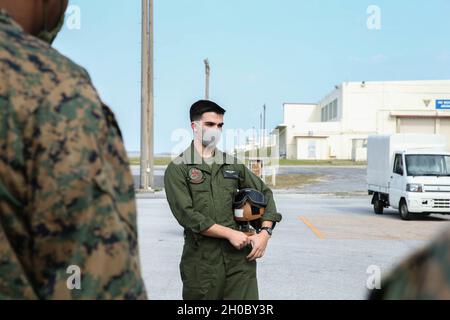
[222,168,240,190]
[188,177,210,211]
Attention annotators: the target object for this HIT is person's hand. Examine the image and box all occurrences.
[227,230,250,250]
[247,231,271,261]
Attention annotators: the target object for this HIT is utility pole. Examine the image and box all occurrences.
[140,0,154,191]
[259,112,263,147]
[263,104,266,148]
[147,0,155,190]
[204,59,210,100]
[252,126,256,149]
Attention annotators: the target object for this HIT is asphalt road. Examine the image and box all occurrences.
[137,192,450,300]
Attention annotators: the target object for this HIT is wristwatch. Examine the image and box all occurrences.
[259,227,273,236]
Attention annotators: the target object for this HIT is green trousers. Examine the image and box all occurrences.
[180,233,258,300]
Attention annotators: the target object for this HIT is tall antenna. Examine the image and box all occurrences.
[204,59,210,100]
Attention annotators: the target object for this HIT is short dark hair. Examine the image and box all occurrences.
[190,100,226,122]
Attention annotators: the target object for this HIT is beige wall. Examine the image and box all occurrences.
[342,80,450,133]
[281,81,450,160]
[283,103,318,159]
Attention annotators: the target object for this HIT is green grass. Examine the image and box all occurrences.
[135,187,163,193]
[128,156,366,167]
[241,148,366,166]
[242,147,273,158]
[129,157,172,166]
[279,159,367,166]
[265,174,323,189]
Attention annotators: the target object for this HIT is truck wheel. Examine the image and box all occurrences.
[399,200,411,221]
[373,198,384,215]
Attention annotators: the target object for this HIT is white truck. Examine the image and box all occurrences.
[367,134,450,220]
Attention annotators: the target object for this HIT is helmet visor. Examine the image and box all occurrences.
[233,188,267,208]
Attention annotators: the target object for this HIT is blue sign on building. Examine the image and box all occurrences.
[436,100,450,109]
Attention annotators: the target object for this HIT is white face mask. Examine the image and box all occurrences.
[195,122,222,148]
[201,127,222,148]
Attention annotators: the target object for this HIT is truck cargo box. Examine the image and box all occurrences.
[367,134,448,193]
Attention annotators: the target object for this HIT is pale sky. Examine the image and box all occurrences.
[55,0,450,153]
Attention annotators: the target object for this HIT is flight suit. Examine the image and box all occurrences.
[164,141,282,300]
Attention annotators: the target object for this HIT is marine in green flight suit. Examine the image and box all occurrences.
[164,100,282,300]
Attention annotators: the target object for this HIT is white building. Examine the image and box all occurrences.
[275,80,450,161]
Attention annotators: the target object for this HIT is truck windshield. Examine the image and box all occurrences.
[405,155,450,176]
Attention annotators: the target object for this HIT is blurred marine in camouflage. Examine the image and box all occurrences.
[370,228,450,300]
[0,0,147,299]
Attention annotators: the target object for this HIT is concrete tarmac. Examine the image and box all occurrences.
[137,192,450,300]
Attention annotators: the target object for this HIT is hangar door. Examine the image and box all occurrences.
[440,119,450,151]
[398,118,450,151]
[398,118,436,134]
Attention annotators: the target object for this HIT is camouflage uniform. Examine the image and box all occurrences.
[370,228,450,300]
[0,10,146,299]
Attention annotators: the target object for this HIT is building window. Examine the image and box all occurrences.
[321,105,327,122]
[321,99,339,122]
[332,100,338,119]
